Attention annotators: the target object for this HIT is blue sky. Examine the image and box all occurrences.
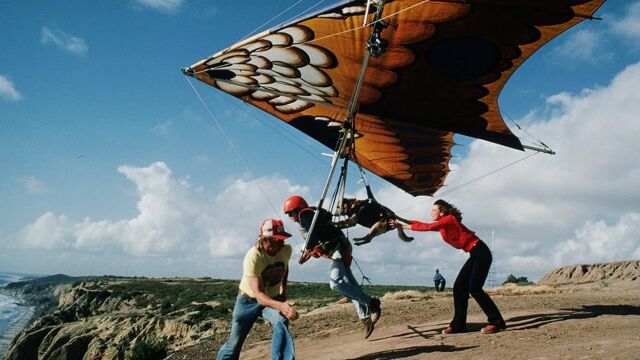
[1,0,639,285]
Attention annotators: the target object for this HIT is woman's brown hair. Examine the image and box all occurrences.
[434,199,463,222]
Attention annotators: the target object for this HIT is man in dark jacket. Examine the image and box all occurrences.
[284,195,381,339]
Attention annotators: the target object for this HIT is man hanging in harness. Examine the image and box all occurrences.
[336,198,414,246]
[283,195,382,339]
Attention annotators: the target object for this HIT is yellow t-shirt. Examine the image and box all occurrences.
[239,244,292,298]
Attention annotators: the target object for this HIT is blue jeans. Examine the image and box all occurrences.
[217,294,295,360]
[329,250,372,319]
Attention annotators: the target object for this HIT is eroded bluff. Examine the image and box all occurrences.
[3,279,232,360]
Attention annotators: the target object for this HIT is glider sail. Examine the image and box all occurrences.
[184,0,606,196]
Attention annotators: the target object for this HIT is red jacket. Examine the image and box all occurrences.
[410,215,479,252]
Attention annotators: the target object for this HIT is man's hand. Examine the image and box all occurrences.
[279,301,299,321]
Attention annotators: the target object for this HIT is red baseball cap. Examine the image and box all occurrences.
[260,219,291,240]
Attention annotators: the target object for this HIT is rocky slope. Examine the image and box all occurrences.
[537,260,639,285]
[1,278,231,360]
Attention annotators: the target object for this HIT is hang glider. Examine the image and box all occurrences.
[183,0,606,196]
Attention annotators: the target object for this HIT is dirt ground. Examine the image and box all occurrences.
[170,281,640,360]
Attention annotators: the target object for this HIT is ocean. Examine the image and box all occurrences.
[0,272,38,355]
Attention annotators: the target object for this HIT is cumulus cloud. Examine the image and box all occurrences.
[366,62,640,282]
[18,162,310,260]
[19,176,49,194]
[41,27,88,55]
[552,213,640,265]
[0,75,22,101]
[13,63,640,283]
[135,0,183,13]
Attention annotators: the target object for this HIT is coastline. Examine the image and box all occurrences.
[0,294,36,355]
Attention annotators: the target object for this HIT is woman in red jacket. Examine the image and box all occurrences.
[391,199,506,334]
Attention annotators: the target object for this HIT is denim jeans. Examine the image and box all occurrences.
[329,249,372,319]
[217,294,295,360]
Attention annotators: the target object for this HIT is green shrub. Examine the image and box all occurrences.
[128,339,168,360]
[502,274,533,286]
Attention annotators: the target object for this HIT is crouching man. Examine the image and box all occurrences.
[216,219,299,360]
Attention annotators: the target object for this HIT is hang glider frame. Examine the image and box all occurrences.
[298,0,389,263]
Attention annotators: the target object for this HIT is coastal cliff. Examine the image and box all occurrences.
[1,277,236,360]
[538,260,640,285]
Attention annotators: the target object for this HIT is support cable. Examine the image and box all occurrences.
[238,0,307,43]
[184,77,283,221]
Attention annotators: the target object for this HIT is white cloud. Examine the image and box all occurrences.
[19,176,49,194]
[17,162,310,261]
[369,62,640,282]
[552,213,640,265]
[0,75,22,101]
[20,213,74,250]
[611,2,640,39]
[41,27,88,55]
[12,63,640,283]
[135,0,183,13]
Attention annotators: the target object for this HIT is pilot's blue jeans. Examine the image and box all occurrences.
[329,251,372,319]
[217,294,295,360]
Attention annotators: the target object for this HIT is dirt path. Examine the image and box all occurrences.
[170,282,640,359]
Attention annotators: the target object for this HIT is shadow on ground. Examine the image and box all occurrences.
[347,345,478,360]
[506,304,640,331]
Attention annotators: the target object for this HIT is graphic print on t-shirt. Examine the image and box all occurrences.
[262,261,286,287]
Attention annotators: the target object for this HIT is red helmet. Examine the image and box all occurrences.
[283,195,308,214]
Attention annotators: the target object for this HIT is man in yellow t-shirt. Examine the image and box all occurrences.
[217,219,298,360]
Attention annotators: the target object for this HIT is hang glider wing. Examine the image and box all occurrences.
[184,0,606,196]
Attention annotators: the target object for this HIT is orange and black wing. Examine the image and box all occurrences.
[185,0,606,196]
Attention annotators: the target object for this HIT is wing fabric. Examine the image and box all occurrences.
[185,0,606,196]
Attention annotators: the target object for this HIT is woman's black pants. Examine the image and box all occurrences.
[451,240,504,330]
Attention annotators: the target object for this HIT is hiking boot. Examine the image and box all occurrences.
[480,320,507,334]
[369,297,381,324]
[441,326,465,335]
[361,317,375,339]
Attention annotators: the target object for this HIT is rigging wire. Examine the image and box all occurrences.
[502,110,552,151]
[236,0,329,47]
[211,91,330,165]
[184,77,283,222]
[239,0,307,43]
[286,0,432,48]
[274,0,329,31]
[394,151,541,216]
[344,151,541,237]
[208,88,386,196]
[501,107,555,153]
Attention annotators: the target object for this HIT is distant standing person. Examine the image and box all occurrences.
[216,219,298,360]
[390,200,506,334]
[283,195,381,339]
[433,269,446,292]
